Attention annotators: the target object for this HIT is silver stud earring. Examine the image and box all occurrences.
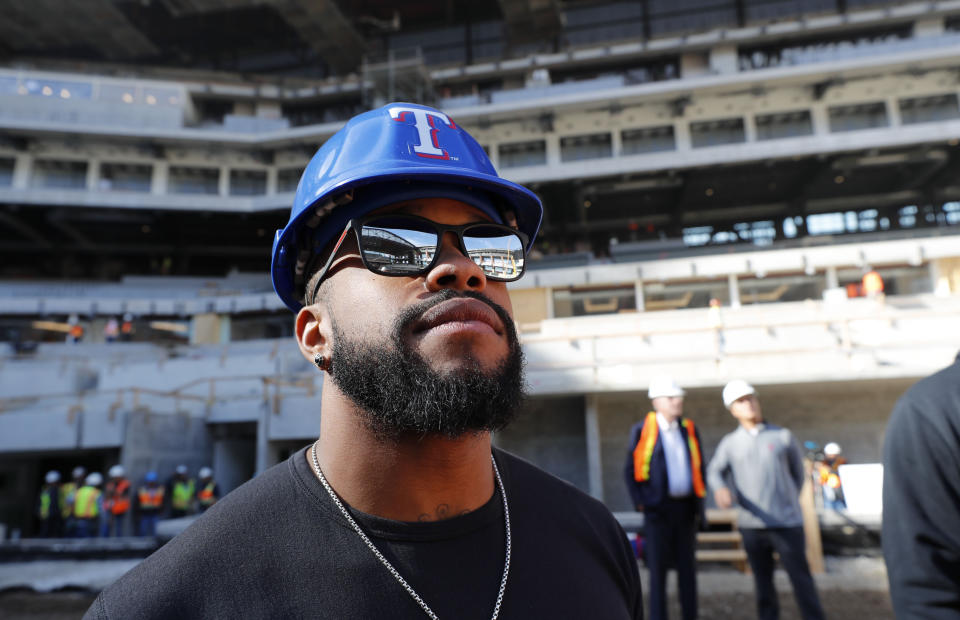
[314,353,326,370]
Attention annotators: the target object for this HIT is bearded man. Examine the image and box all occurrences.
[86,103,642,620]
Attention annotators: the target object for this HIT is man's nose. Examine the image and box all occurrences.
[423,231,487,292]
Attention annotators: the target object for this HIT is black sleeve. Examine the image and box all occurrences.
[623,422,644,509]
[883,368,960,618]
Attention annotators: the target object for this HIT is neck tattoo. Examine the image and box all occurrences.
[309,441,511,620]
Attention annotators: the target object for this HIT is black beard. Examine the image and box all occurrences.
[327,289,525,441]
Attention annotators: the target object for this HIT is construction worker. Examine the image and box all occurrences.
[73,472,103,538]
[61,465,85,537]
[818,442,847,511]
[861,269,884,298]
[624,376,706,620]
[103,465,132,536]
[169,465,195,518]
[708,380,825,620]
[67,314,84,344]
[120,313,135,341]
[137,471,164,537]
[196,467,219,513]
[37,470,63,538]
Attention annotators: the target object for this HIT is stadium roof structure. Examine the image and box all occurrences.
[0,0,557,77]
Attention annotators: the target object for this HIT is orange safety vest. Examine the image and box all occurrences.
[104,478,131,515]
[138,486,164,510]
[632,412,706,498]
[74,486,100,519]
[197,481,217,508]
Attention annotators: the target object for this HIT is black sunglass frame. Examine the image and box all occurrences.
[308,214,529,303]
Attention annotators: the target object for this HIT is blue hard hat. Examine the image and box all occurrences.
[145,471,158,483]
[270,102,544,312]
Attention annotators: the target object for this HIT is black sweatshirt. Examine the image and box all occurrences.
[86,447,643,620]
[883,353,960,619]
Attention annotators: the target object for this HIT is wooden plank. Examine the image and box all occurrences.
[801,458,825,574]
[697,531,743,544]
[696,549,749,562]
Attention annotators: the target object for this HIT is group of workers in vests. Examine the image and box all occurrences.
[37,464,219,538]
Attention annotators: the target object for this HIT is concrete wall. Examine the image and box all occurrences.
[596,377,919,511]
[122,410,214,487]
[495,395,589,493]
[509,287,551,326]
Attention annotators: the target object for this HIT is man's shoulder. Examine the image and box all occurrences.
[497,450,622,528]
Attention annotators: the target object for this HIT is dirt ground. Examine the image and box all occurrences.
[0,557,892,619]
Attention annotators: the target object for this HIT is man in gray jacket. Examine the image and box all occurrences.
[707,380,824,620]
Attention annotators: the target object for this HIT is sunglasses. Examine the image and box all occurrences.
[308,214,529,301]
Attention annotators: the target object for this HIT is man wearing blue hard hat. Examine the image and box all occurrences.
[86,103,642,620]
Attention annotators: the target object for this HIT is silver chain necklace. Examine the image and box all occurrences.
[309,441,511,620]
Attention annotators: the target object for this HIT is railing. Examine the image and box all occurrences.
[0,373,316,417]
[3,295,958,412]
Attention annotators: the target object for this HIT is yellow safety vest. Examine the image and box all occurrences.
[172,479,195,510]
[74,486,100,519]
[39,488,53,520]
[60,482,77,519]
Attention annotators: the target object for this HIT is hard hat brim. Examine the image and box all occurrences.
[271,167,542,312]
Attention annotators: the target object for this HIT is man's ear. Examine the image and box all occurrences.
[295,303,332,366]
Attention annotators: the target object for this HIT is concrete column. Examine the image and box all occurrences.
[826,265,839,290]
[151,161,169,195]
[487,142,499,170]
[610,127,623,157]
[219,166,230,196]
[810,104,830,136]
[585,394,604,501]
[544,135,561,166]
[86,158,100,190]
[727,273,741,308]
[266,167,278,195]
[634,280,645,311]
[12,154,32,189]
[218,315,231,343]
[886,97,902,128]
[256,404,270,476]
[674,121,692,151]
[743,114,758,143]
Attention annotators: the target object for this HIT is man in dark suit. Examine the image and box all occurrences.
[624,376,707,620]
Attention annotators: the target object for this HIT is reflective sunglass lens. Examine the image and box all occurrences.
[463,226,525,280]
[360,218,438,275]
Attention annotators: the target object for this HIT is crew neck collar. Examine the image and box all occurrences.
[290,444,507,542]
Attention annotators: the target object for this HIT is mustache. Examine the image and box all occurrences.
[394,290,516,340]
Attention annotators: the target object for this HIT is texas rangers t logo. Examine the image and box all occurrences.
[388,106,458,160]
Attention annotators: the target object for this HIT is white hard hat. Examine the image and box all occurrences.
[72,466,86,479]
[175,464,188,475]
[85,472,103,486]
[723,379,756,408]
[109,465,125,478]
[824,442,842,456]
[45,470,61,484]
[198,467,213,479]
[648,376,685,399]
